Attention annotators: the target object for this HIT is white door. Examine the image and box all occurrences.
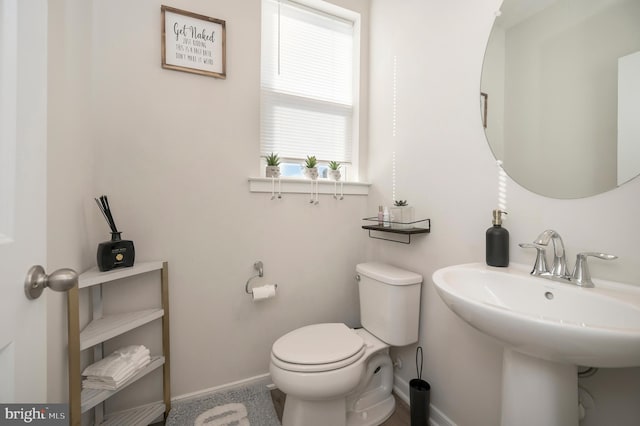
[617,51,640,186]
[0,0,48,403]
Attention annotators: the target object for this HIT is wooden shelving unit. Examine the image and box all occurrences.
[67,261,171,425]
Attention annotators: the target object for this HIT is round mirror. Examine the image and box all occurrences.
[481,0,640,199]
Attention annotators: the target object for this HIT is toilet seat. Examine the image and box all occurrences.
[272,323,365,373]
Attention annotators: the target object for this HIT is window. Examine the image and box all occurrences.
[260,0,360,179]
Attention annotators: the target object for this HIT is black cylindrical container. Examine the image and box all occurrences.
[410,378,430,425]
[410,346,430,425]
[486,209,509,267]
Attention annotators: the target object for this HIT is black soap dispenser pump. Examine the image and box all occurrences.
[486,209,509,267]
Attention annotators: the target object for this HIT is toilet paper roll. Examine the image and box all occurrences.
[252,284,276,301]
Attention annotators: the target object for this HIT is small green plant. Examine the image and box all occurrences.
[305,155,318,168]
[394,200,408,206]
[328,161,341,170]
[266,153,280,167]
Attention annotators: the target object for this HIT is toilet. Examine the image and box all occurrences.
[269,262,423,426]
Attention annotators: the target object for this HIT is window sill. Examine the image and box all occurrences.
[248,177,370,195]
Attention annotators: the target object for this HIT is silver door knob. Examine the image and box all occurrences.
[24,265,78,300]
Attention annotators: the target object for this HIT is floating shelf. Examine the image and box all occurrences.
[362,218,431,244]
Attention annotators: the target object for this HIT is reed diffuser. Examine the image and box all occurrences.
[95,195,135,272]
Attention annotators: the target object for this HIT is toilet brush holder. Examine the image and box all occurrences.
[410,346,430,425]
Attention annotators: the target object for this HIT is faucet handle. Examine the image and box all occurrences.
[519,243,549,276]
[571,252,618,288]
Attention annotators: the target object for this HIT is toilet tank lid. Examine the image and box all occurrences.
[356,262,423,285]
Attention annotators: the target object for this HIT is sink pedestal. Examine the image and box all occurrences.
[501,348,578,426]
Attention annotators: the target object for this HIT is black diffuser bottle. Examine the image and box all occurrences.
[486,209,509,267]
[95,195,135,272]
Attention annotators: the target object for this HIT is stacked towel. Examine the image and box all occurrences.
[82,345,151,390]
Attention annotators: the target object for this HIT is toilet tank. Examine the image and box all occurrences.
[356,262,423,346]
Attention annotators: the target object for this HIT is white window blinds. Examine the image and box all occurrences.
[260,0,357,163]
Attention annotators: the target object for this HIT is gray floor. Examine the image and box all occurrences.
[153,389,411,425]
[270,389,410,426]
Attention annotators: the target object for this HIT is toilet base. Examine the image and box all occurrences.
[282,395,346,426]
[282,393,395,426]
[347,394,395,426]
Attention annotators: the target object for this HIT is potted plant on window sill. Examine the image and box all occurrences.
[303,155,318,180]
[328,161,341,181]
[265,153,281,178]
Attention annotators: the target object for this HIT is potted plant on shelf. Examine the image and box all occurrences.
[328,161,341,181]
[390,200,414,229]
[303,155,318,180]
[265,153,281,178]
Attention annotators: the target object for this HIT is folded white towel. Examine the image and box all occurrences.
[82,345,151,390]
[82,345,149,377]
[82,356,151,390]
[113,345,150,360]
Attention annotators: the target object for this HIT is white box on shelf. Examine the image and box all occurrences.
[390,206,414,229]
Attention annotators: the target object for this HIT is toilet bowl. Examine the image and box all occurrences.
[270,262,423,426]
[270,324,395,426]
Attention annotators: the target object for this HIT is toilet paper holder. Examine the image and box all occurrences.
[245,261,278,294]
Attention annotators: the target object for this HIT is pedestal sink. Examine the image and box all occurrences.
[432,263,640,426]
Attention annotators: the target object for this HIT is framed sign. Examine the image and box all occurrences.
[161,5,226,79]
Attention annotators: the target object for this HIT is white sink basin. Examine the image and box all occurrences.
[432,262,640,367]
[432,262,640,426]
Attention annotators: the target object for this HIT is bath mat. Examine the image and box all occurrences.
[166,383,281,426]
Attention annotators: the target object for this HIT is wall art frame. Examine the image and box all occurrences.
[161,5,226,79]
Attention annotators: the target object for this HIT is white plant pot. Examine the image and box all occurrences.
[328,169,341,181]
[266,165,281,178]
[304,167,318,180]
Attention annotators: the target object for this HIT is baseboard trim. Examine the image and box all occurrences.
[172,372,272,403]
[393,375,457,426]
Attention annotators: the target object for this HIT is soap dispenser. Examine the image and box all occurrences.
[486,209,509,267]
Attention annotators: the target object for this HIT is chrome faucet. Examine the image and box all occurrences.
[534,229,569,278]
[520,230,617,288]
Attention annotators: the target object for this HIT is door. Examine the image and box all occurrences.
[0,0,48,402]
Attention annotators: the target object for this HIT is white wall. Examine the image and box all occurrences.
[46,0,96,402]
[46,0,371,406]
[368,1,640,425]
